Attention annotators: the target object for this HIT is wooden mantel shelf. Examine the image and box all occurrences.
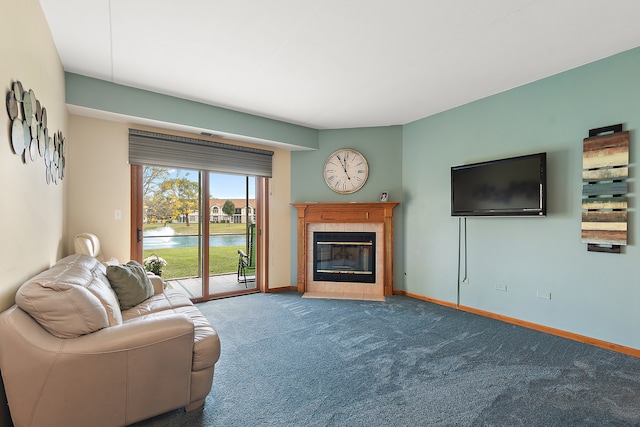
[291,202,399,296]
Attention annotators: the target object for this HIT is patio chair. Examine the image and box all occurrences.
[237,249,250,287]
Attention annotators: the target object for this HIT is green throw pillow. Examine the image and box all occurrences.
[106,260,154,310]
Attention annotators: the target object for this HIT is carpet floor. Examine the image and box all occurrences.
[134,292,640,426]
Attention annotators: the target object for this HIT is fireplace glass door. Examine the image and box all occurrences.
[313,232,376,283]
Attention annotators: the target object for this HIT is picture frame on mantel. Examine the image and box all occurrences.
[379,191,389,202]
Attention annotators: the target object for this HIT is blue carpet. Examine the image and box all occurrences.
[134,292,640,426]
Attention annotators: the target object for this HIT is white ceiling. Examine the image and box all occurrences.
[40,0,640,131]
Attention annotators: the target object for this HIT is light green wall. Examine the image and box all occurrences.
[290,126,404,286]
[65,73,319,150]
[402,47,640,349]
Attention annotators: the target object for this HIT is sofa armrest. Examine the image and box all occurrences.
[0,307,195,426]
[147,272,166,295]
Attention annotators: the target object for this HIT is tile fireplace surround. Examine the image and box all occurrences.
[292,202,399,301]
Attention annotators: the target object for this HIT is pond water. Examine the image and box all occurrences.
[143,227,246,249]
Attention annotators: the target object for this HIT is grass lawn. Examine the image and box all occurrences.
[143,222,256,280]
[143,245,255,279]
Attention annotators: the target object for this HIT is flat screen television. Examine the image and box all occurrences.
[451,152,547,217]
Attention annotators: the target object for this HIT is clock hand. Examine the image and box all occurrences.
[336,154,350,177]
[343,157,352,180]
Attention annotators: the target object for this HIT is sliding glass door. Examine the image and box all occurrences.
[133,165,260,301]
[207,173,257,296]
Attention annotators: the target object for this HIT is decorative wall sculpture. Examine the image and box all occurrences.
[581,124,629,253]
[5,80,65,184]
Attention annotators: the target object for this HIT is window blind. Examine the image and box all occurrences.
[128,129,274,177]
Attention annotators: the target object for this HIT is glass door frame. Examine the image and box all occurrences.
[130,165,268,302]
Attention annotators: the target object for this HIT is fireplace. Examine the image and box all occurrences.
[313,232,376,283]
[292,202,399,299]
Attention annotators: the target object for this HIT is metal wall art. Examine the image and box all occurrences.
[5,80,65,185]
[581,124,629,253]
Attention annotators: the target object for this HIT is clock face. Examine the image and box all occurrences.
[323,148,369,194]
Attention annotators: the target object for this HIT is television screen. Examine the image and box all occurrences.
[451,152,547,217]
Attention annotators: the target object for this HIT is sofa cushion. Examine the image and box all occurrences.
[15,254,122,338]
[106,261,155,310]
[121,288,194,322]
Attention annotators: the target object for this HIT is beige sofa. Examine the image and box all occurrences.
[0,254,220,427]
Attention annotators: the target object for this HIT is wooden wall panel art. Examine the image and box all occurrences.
[582,124,629,253]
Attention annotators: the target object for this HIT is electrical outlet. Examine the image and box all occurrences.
[462,277,469,284]
[495,284,507,292]
[536,291,551,300]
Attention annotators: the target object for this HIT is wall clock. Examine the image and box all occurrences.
[323,148,369,194]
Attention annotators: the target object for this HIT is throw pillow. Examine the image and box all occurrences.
[106,260,155,310]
